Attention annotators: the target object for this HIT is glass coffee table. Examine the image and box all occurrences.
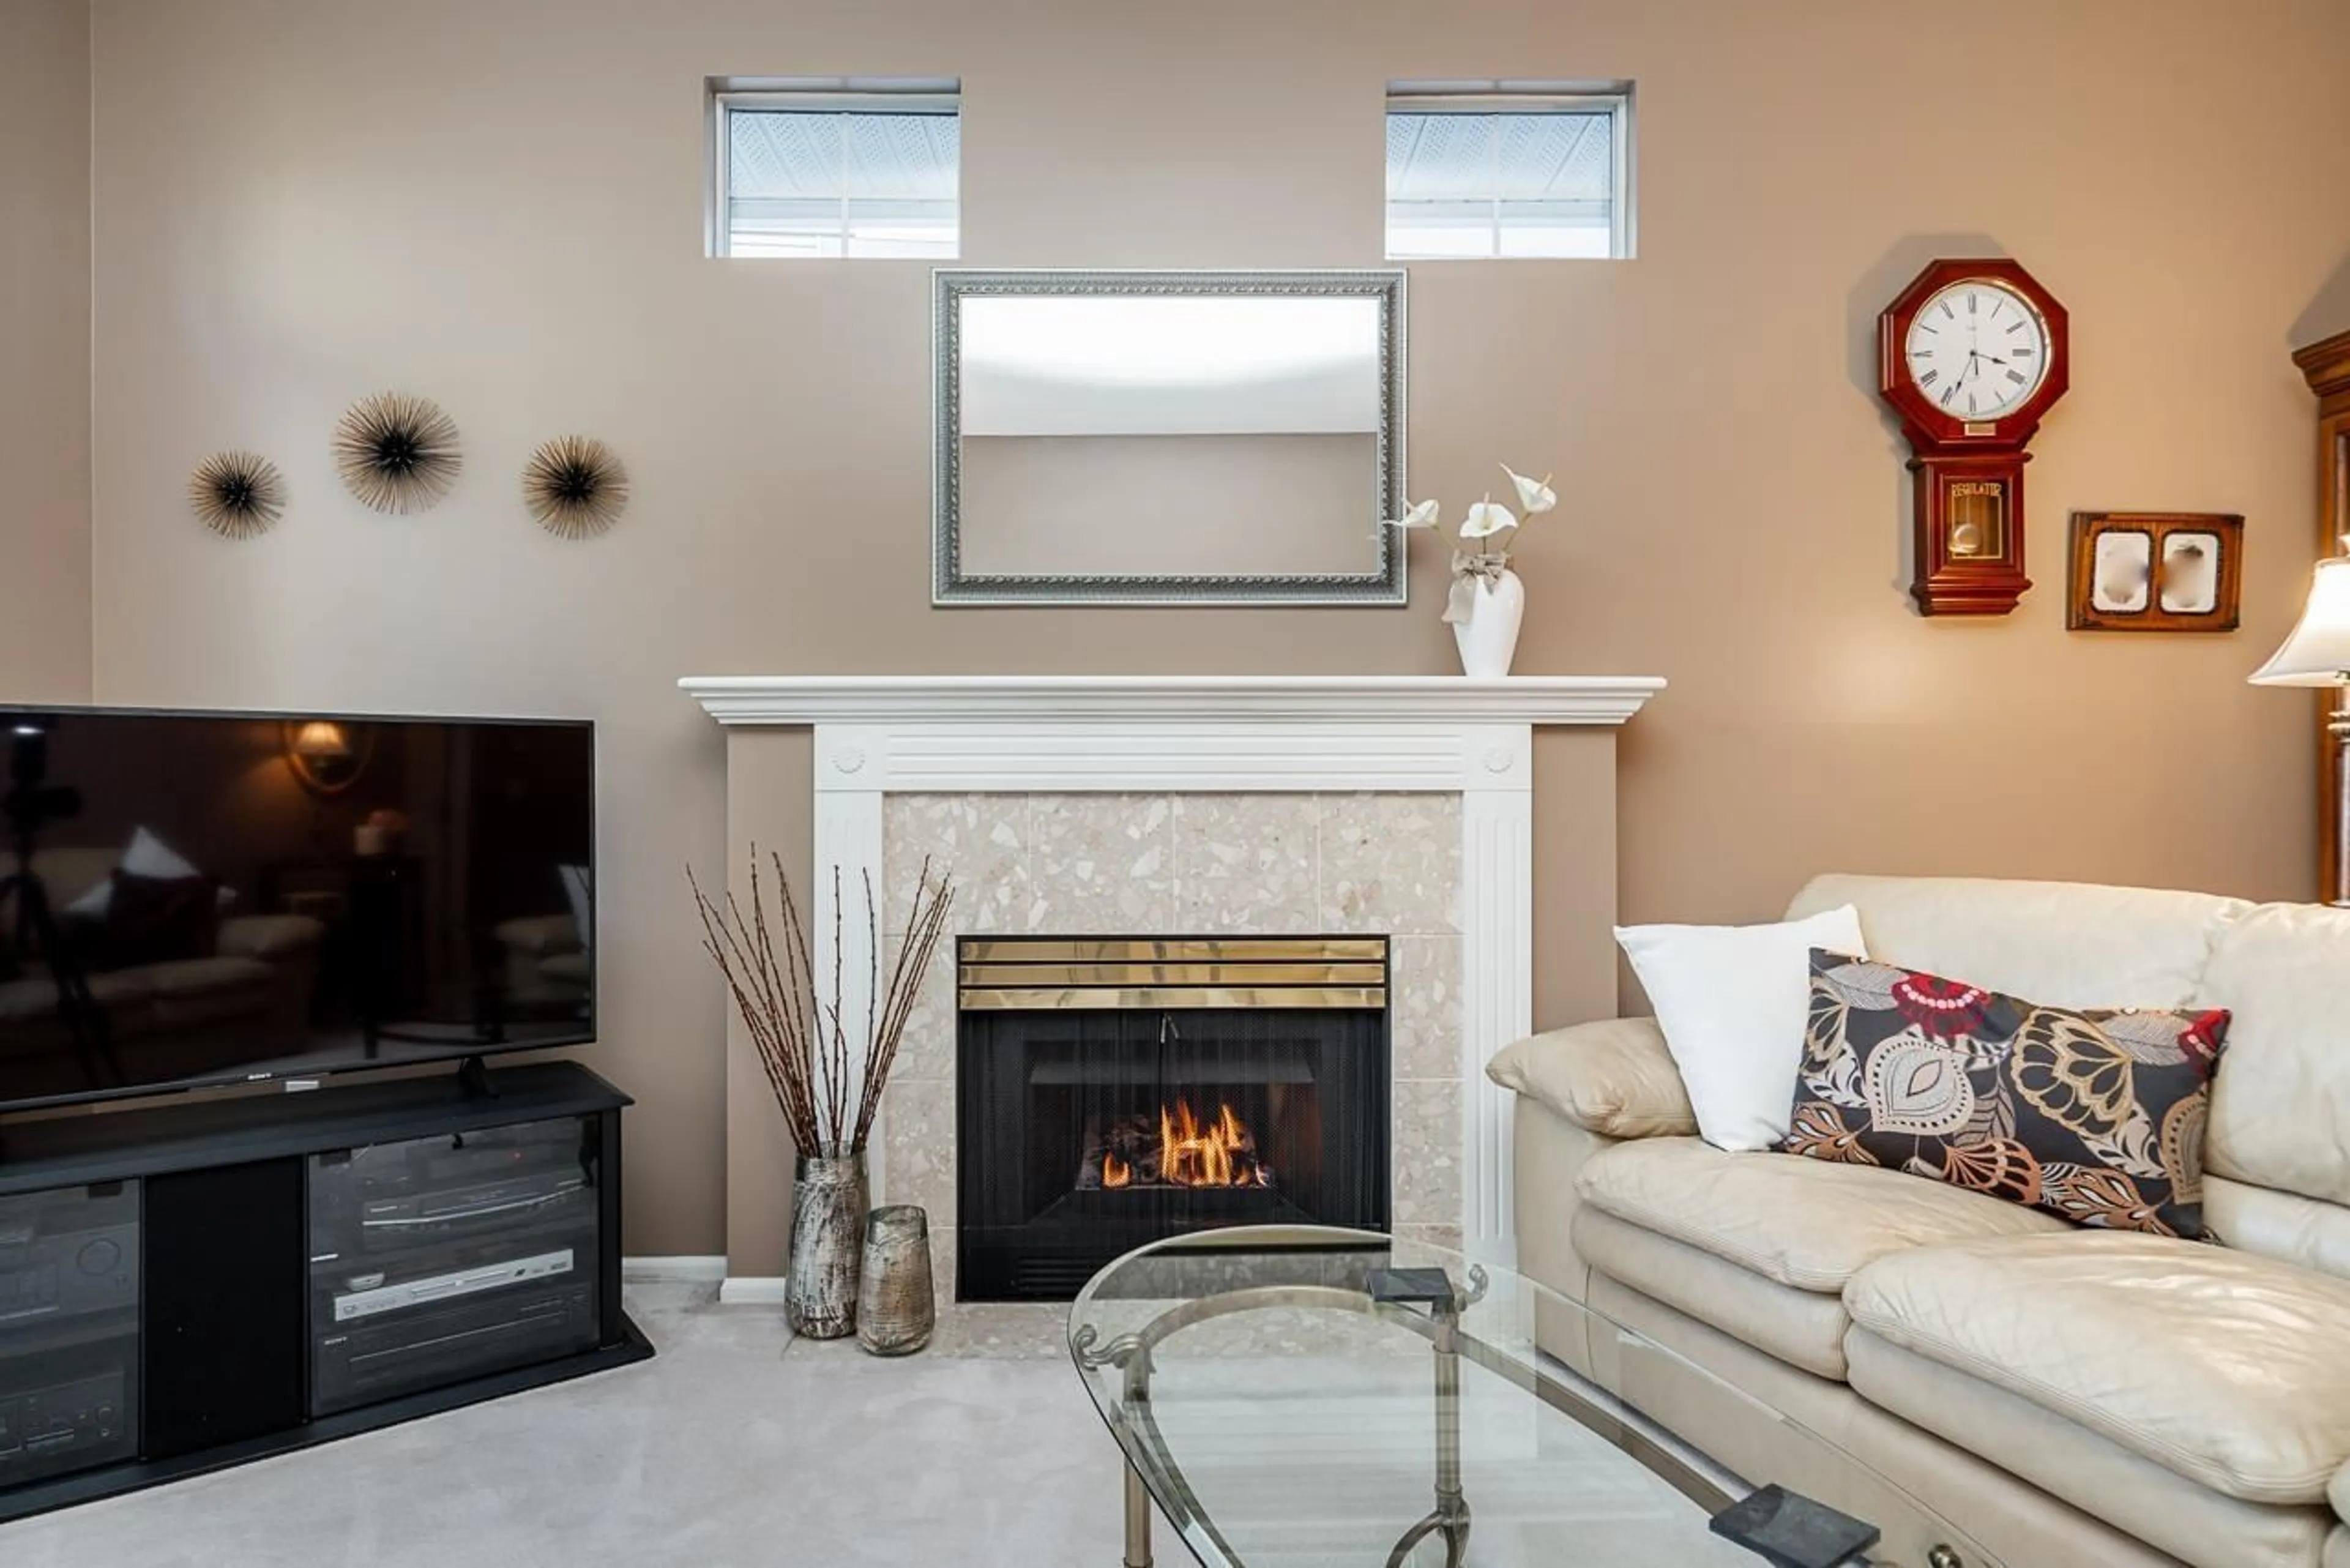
[1069,1226,1994,1568]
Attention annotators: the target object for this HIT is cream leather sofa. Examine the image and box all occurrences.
[1490,875,2350,1568]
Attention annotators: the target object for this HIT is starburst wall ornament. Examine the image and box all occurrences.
[331,392,462,514]
[521,435,629,539]
[187,451,288,539]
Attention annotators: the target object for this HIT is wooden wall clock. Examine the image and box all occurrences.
[1878,258,2070,615]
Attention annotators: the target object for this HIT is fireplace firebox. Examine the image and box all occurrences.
[955,936,1390,1302]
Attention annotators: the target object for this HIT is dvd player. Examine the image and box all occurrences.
[330,1249,576,1323]
[356,1172,586,1244]
[313,1282,596,1416]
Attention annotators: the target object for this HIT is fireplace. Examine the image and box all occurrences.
[955,936,1391,1301]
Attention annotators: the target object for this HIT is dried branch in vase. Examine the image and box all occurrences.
[688,849,953,1159]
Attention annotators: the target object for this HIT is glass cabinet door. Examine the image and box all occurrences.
[307,1117,602,1416]
[0,1182,141,1487]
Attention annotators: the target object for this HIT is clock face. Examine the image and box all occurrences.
[1902,280,2051,424]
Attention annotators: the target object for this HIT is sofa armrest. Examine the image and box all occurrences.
[494,913,582,957]
[1486,1016,1696,1140]
[217,914,326,963]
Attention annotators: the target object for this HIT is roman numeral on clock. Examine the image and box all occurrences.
[2005,369,2027,385]
[1919,369,1939,387]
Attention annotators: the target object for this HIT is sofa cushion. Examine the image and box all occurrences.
[1846,1231,2350,1505]
[2206,1176,2350,1285]
[217,914,326,963]
[2335,1463,2349,1529]
[539,952,591,985]
[1486,1017,1698,1140]
[494,913,582,957]
[1846,1330,2340,1568]
[1573,1206,1854,1378]
[1786,873,2248,1012]
[140,957,275,999]
[1786,950,2227,1237]
[2198,901,2350,1211]
[1574,1138,2067,1293]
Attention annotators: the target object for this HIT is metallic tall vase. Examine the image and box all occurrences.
[787,1154,868,1340]
[856,1204,935,1356]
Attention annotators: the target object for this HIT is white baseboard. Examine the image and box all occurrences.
[621,1255,728,1283]
[717,1275,789,1305]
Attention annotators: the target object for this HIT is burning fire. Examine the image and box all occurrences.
[1087,1097,1270,1190]
[1160,1099,1258,1188]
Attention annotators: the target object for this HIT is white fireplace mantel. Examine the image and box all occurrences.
[682,673,1665,1263]
[681,674,1665,728]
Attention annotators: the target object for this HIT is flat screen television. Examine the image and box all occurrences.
[0,707,594,1111]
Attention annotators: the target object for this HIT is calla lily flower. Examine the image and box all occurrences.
[1387,498,1441,530]
[1502,465,1557,515]
[1460,496,1517,539]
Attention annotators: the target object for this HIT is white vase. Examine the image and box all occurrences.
[1452,567,1525,678]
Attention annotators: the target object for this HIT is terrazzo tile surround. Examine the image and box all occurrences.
[881,791,1465,1300]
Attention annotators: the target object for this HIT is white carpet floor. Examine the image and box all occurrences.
[0,1280,1734,1567]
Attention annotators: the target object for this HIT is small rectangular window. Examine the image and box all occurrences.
[1386,82,1633,261]
[707,78,960,259]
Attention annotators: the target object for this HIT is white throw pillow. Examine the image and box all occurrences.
[64,826,207,917]
[1614,904,1868,1152]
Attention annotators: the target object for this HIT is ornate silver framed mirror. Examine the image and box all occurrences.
[933,269,1408,606]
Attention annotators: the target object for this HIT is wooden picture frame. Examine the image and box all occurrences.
[2066,512,2243,633]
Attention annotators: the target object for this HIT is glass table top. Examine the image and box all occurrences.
[1068,1225,1994,1568]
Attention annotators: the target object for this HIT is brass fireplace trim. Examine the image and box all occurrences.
[957,935,1389,1012]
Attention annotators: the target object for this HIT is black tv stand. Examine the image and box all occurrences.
[0,1061,651,1525]
[456,1053,500,1099]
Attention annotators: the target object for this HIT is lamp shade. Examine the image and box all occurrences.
[290,720,352,758]
[2250,556,2350,687]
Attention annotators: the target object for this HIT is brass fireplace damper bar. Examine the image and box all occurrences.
[957,936,1388,1012]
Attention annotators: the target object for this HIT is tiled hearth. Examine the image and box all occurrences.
[879,791,1464,1301]
[683,675,1665,1293]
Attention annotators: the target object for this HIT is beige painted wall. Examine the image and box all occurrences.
[1,0,91,700]
[83,0,2350,1256]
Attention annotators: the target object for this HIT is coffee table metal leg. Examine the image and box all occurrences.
[1384,1304,1473,1567]
[1124,1458,1153,1568]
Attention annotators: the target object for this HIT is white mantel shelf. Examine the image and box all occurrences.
[679,673,1666,726]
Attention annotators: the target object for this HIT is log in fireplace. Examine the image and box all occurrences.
[955,936,1391,1301]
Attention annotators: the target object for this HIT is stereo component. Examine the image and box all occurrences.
[0,1369,132,1482]
[352,1174,586,1252]
[331,1250,576,1323]
[313,1282,596,1416]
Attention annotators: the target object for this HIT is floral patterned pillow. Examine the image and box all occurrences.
[1780,949,2229,1238]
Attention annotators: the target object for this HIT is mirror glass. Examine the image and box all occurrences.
[935,272,1406,605]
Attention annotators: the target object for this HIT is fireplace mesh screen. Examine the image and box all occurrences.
[955,936,1390,1302]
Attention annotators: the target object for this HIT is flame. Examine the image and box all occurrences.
[1102,1150,1132,1189]
[1155,1097,1266,1189]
